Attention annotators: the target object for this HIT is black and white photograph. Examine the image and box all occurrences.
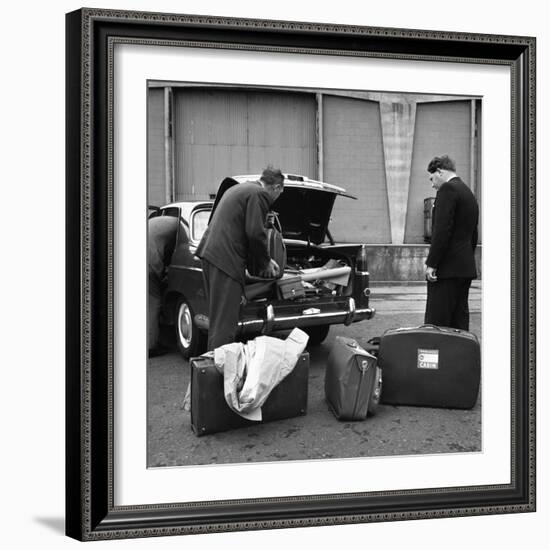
[146,83,483,468]
[56,1,539,545]
[2,0,545,548]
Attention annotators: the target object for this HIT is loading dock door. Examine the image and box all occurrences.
[173,89,317,200]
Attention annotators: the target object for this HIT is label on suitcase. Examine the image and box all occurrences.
[325,336,382,421]
[190,351,309,436]
[378,325,480,409]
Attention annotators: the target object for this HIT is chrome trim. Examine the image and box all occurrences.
[238,306,375,331]
[356,270,370,276]
[262,304,275,334]
[170,265,203,272]
[344,297,356,326]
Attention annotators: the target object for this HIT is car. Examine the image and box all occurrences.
[159,174,376,358]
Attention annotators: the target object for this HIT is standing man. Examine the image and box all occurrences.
[196,166,284,350]
[148,215,178,354]
[424,155,479,330]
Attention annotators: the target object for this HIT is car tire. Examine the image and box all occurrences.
[175,296,205,359]
[305,325,330,346]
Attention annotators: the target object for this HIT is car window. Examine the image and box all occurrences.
[161,207,179,217]
[191,210,210,241]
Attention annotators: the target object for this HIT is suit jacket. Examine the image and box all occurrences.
[196,181,271,285]
[426,177,479,279]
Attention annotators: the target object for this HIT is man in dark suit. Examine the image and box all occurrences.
[196,166,284,350]
[424,155,479,330]
[148,215,179,354]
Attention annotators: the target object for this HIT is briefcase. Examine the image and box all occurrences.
[325,336,382,421]
[276,275,306,300]
[190,351,309,436]
[378,325,480,409]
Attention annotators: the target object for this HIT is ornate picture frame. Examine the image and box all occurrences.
[65,8,536,541]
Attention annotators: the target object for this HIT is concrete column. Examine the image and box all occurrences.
[316,93,324,181]
[380,101,417,245]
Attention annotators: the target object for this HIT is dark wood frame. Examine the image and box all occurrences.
[66,8,536,541]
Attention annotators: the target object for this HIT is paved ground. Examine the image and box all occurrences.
[147,281,481,468]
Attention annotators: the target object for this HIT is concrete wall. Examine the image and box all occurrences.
[367,245,482,281]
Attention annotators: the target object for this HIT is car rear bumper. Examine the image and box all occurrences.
[237,297,375,335]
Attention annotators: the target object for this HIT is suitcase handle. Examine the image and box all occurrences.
[394,324,461,334]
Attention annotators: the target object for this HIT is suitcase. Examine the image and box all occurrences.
[190,351,309,436]
[325,336,382,421]
[247,211,286,278]
[276,275,306,300]
[378,325,480,409]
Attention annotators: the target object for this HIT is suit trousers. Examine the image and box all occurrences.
[148,274,163,351]
[202,259,243,351]
[424,278,472,331]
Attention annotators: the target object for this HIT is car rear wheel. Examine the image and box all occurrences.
[305,325,330,346]
[175,297,205,359]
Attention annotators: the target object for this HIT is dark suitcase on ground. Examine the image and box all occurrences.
[325,336,382,420]
[190,351,309,436]
[378,325,480,409]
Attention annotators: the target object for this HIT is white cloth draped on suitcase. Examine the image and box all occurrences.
[213,328,309,421]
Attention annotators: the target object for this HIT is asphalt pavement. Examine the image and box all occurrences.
[147,281,482,468]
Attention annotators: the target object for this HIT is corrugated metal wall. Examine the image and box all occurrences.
[147,86,479,248]
[147,88,166,207]
[173,89,317,200]
[323,95,390,243]
[405,100,472,243]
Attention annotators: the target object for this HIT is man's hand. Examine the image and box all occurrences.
[260,259,280,279]
[425,266,438,282]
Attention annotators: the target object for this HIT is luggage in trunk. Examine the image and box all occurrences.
[325,336,382,420]
[190,351,309,436]
[378,325,480,409]
[247,211,286,278]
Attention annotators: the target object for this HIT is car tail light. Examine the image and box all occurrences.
[356,245,369,273]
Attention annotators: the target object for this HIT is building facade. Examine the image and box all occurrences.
[147,83,482,281]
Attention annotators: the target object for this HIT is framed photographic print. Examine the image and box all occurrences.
[65,7,536,541]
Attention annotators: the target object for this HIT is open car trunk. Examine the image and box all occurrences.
[244,241,361,304]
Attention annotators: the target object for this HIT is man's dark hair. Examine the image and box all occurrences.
[260,166,284,187]
[427,155,456,173]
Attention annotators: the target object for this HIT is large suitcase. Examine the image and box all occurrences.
[325,336,382,421]
[247,211,286,278]
[378,325,480,409]
[190,351,309,436]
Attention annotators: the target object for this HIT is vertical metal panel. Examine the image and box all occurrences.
[406,101,471,243]
[246,92,316,176]
[323,95,390,244]
[174,89,249,199]
[173,89,316,200]
[146,88,166,206]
